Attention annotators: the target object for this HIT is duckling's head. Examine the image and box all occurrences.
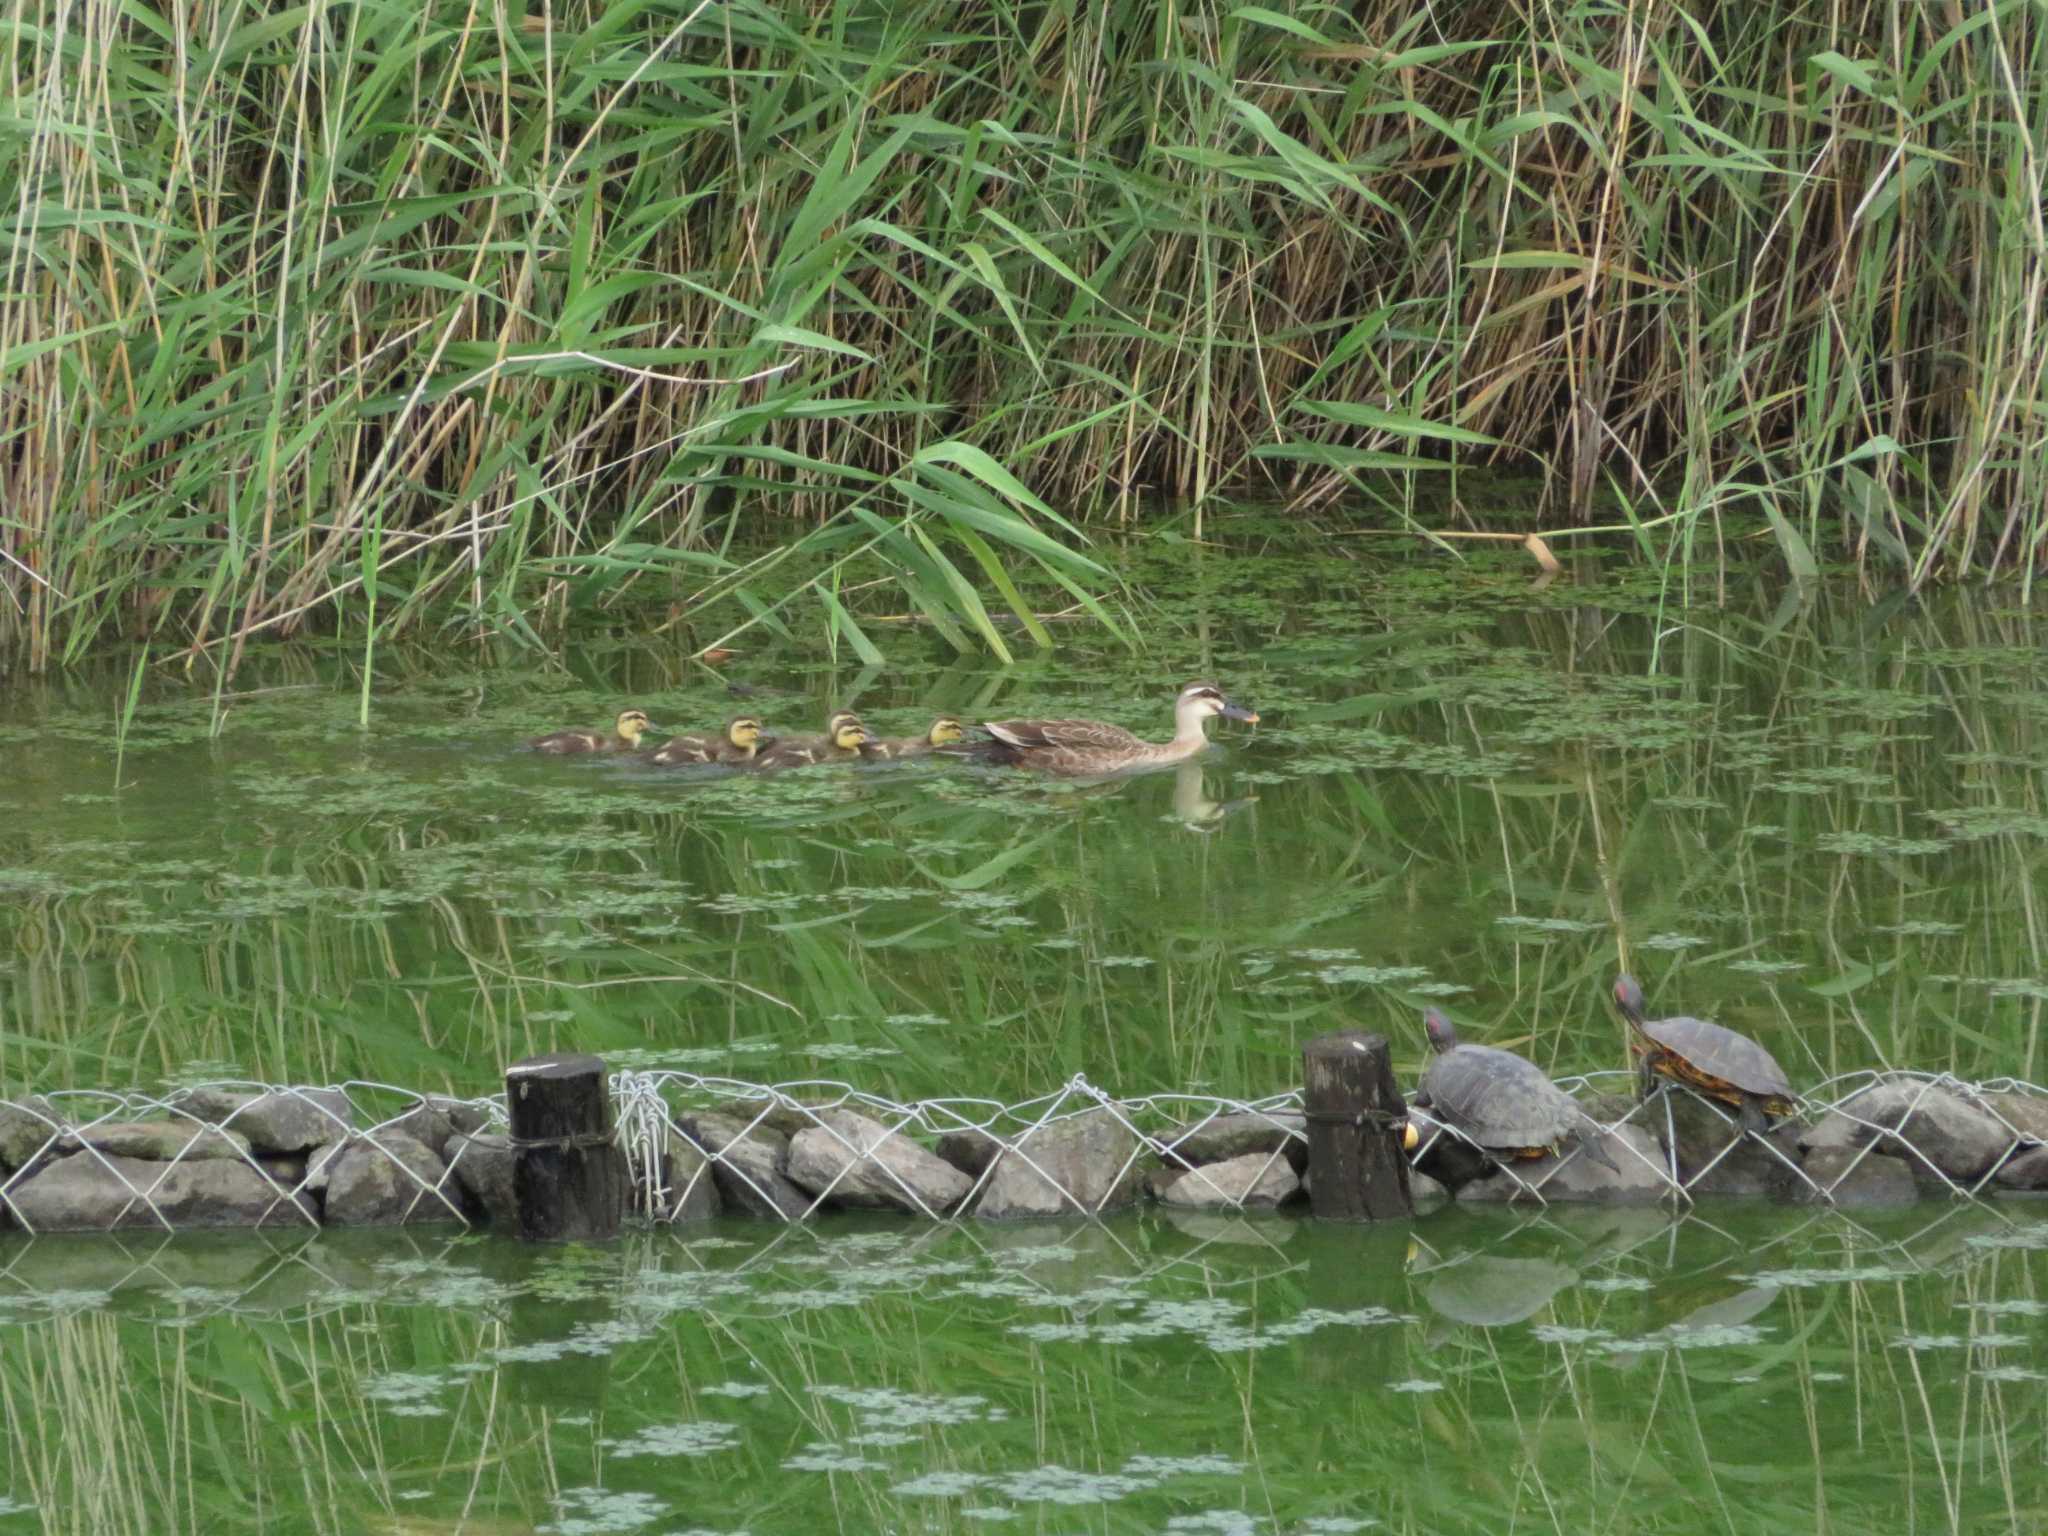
[927,717,966,747]
[616,709,653,745]
[827,708,861,733]
[1176,680,1259,725]
[726,716,765,752]
[833,719,869,751]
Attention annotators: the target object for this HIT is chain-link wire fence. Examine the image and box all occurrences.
[3,1067,2045,1235]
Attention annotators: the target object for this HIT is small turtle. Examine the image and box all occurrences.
[1410,1009,1618,1181]
[1612,974,1798,1134]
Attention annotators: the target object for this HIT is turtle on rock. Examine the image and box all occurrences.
[1612,974,1798,1134]
[1409,1009,1619,1187]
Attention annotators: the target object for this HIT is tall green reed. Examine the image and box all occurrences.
[3,0,2045,673]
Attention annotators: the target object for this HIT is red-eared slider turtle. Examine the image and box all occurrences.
[1612,974,1798,1133]
[1410,1009,1618,1180]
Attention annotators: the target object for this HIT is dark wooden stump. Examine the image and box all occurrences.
[1303,1032,1413,1221]
[507,1052,626,1242]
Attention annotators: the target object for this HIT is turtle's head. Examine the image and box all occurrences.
[726,716,765,753]
[928,717,966,747]
[1613,974,1646,1024]
[833,719,869,751]
[615,709,652,745]
[1422,1008,1459,1055]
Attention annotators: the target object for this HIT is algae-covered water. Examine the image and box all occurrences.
[5,517,2048,1532]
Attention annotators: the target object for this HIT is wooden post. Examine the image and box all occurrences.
[508,1052,626,1241]
[1302,1032,1413,1221]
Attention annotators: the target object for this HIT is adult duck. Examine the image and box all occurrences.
[528,708,653,755]
[965,681,1256,775]
[650,715,772,766]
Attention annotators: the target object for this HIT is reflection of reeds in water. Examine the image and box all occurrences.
[1,556,2045,1101]
[2,1211,2042,1532]
[1393,1206,2046,1534]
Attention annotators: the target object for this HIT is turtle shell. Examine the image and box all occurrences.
[1636,1013,1795,1104]
[1420,1043,1582,1154]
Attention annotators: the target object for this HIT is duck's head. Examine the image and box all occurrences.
[826,708,861,734]
[1422,1007,1460,1055]
[725,716,766,753]
[833,719,869,751]
[1613,974,1647,1025]
[1176,680,1258,725]
[927,717,966,747]
[615,709,653,745]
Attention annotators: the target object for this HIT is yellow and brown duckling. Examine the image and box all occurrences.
[528,708,654,755]
[651,715,773,767]
[860,717,966,761]
[751,713,869,769]
[961,681,1257,775]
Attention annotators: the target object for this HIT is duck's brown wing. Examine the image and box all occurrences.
[983,718,1145,752]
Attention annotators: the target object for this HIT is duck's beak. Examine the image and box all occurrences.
[1221,702,1259,724]
[1400,1119,1420,1152]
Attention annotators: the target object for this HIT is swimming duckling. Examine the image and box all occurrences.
[958,681,1257,775]
[651,716,773,766]
[751,715,869,769]
[529,708,654,755]
[860,717,966,761]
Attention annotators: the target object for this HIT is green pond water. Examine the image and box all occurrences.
[5,517,2048,1532]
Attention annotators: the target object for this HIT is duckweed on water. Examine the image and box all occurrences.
[7,527,2048,1530]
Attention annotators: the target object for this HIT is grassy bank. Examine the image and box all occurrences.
[4,0,2046,671]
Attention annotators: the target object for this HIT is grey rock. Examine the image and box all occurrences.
[1578,1092,1640,1126]
[656,1128,721,1222]
[1160,1111,1308,1170]
[1979,1092,2048,1146]
[182,1087,354,1155]
[936,1129,1006,1180]
[385,1097,489,1156]
[58,1122,252,1163]
[1794,1110,1864,1158]
[1459,1124,1667,1205]
[786,1109,972,1215]
[681,1114,810,1220]
[971,1110,1145,1220]
[0,1096,63,1171]
[447,1132,518,1227]
[1157,1151,1299,1211]
[1409,1170,1449,1206]
[1994,1145,2048,1191]
[1650,1090,1801,1195]
[717,1098,833,1138]
[1834,1080,2015,1183]
[1775,1144,1919,1206]
[321,1133,462,1225]
[5,1153,316,1231]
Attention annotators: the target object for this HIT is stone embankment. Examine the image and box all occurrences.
[2,1074,2043,1234]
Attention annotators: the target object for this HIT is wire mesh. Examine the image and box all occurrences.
[2,1067,2044,1234]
